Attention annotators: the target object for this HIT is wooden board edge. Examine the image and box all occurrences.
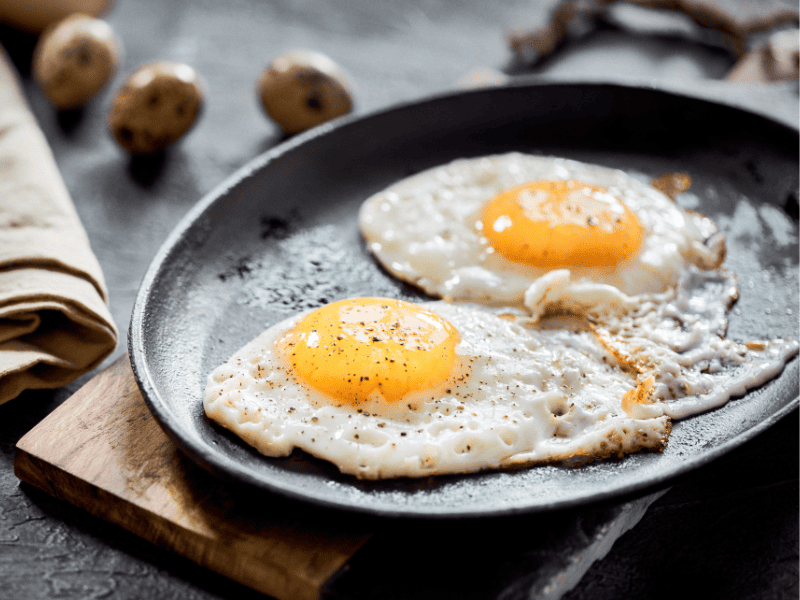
[14,444,348,600]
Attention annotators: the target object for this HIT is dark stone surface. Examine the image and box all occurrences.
[563,408,799,600]
[0,0,796,598]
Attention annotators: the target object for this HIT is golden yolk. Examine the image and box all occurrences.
[278,297,459,406]
[480,180,645,268]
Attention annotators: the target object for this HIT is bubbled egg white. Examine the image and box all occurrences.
[203,298,670,480]
[358,152,724,308]
[554,266,800,419]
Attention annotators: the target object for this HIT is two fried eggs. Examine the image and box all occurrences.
[203,153,798,479]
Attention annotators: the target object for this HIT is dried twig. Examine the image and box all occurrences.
[509,0,799,63]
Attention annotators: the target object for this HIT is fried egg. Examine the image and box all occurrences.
[358,152,724,308]
[203,297,671,480]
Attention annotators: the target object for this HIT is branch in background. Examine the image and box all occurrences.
[509,0,610,63]
[508,0,799,82]
[727,27,799,82]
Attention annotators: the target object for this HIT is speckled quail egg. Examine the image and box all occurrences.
[109,60,203,154]
[258,50,353,135]
[32,13,121,109]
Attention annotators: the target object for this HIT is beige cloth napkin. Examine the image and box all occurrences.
[0,46,117,404]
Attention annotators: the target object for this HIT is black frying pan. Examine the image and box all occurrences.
[129,81,799,518]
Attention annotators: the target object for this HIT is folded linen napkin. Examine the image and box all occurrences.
[0,46,116,404]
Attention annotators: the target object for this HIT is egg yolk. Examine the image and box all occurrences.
[279,297,459,405]
[480,180,645,268]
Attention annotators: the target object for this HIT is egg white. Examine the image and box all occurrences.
[563,266,800,419]
[203,301,670,480]
[358,152,724,307]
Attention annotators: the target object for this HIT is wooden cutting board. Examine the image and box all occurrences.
[13,355,371,600]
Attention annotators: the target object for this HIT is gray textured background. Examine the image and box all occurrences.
[0,0,797,598]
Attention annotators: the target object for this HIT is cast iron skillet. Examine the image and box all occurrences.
[129,82,799,519]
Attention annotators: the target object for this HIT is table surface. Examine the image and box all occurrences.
[0,1,797,598]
